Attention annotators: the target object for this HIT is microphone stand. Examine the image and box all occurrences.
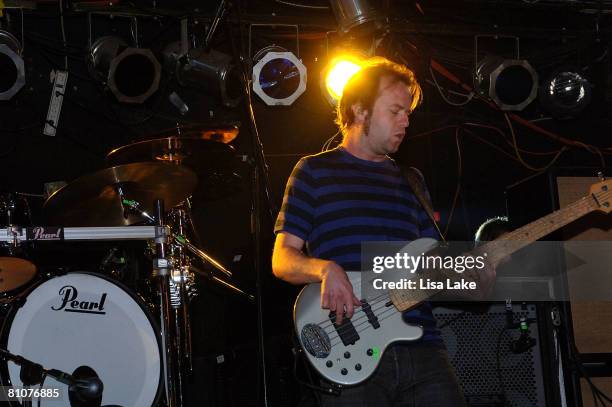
[229,5,277,405]
[0,348,104,405]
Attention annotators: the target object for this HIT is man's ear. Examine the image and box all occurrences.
[351,103,368,124]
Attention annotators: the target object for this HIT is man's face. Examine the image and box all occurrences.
[360,77,413,156]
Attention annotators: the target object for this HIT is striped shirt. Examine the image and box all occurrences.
[275,146,441,342]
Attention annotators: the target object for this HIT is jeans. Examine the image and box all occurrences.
[306,342,467,407]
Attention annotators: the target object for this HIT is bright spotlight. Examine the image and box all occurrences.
[321,56,364,106]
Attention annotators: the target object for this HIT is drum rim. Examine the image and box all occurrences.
[0,271,163,407]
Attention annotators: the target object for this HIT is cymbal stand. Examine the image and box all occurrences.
[116,185,155,223]
[172,204,254,300]
[152,200,178,407]
[168,207,194,380]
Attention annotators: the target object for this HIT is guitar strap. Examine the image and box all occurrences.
[400,166,446,242]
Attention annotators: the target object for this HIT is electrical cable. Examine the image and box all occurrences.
[503,113,573,171]
[58,0,68,70]
[428,66,474,107]
[274,0,329,9]
[443,129,462,238]
[463,122,566,156]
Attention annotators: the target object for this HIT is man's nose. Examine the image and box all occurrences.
[399,112,410,128]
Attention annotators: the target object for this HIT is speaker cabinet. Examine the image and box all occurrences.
[434,303,547,407]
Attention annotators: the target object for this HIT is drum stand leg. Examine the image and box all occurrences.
[173,306,185,406]
[158,273,178,407]
[153,200,177,407]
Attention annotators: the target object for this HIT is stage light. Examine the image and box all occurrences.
[0,30,25,101]
[252,46,307,106]
[329,0,381,36]
[475,56,538,111]
[321,55,364,105]
[163,44,242,108]
[539,68,592,119]
[88,36,161,104]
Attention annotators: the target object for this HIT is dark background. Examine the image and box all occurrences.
[0,0,611,405]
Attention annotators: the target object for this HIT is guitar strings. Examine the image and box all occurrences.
[316,291,391,331]
[329,307,400,348]
[323,295,393,341]
[327,305,397,346]
[312,289,390,328]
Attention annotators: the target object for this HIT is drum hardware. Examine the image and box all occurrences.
[152,200,179,407]
[0,226,159,243]
[189,265,255,302]
[117,186,155,224]
[173,234,232,278]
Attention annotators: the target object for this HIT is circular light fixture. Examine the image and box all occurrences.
[163,43,242,108]
[88,36,161,104]
[0,30,25,101]
[475,57,538,111]
[320,55,364,106]
[252,48,307,106]
[539,69,592,119]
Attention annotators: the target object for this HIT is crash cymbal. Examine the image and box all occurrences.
[106,136,235,173]
[190,126,239,144]
[154,125,239,144]
[43,162,197,226]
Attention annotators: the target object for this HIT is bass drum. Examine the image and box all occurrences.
[0,272,162,406]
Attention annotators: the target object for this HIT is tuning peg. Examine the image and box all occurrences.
[598,171,606,181]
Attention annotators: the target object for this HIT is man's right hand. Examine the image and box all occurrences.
[319,261,361,325]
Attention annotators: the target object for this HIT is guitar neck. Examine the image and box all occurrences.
[478,195,598,264]
[390,194,600,312]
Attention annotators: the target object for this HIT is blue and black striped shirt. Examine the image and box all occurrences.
[275,146,441,342]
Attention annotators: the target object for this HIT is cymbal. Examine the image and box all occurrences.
[188,127,239,144]
[106,136,236,172]
[44,162,197,226]
[152,125,239,144]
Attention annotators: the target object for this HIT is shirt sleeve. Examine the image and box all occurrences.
[274,157,317,241]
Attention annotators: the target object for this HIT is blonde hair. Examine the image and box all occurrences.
[335,57,422,135]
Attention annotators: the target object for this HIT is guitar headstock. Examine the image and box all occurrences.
[590,180,612,213]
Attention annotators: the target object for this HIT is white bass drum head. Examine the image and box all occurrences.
[2,272,161,406]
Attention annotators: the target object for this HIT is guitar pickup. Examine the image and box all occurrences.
[329,311,360,346]
[361,299,380,329]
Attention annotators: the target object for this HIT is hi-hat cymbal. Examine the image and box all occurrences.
[106,136,235,173]
[44,162,197,226]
